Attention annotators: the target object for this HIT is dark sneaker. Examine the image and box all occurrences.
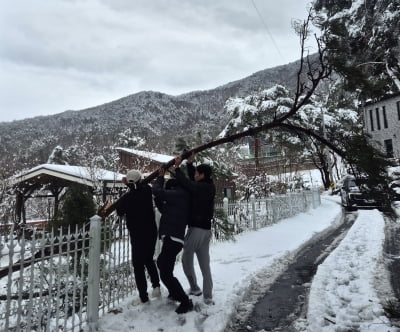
[175,299,193,314]
[131,297,149,306]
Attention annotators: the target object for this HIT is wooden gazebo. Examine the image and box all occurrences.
[10,164,125,224]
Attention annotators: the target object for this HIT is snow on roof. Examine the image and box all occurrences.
[116,147,174,163]
[388,166,400,179]
[12,164,125,188]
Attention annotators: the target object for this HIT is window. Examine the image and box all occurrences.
[376,108,381,130]
[382,106,388,128]
[397,101,400,120]
[384,139,393,158]
[369,109,374,131]
[223,187,233,199]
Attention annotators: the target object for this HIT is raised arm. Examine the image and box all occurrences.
[174,155,197,194]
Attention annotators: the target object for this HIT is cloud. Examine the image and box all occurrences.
[0,0,315,122]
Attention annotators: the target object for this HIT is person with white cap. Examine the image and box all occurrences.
[116,169,161,304]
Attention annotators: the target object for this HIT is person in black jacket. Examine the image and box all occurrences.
[115,169,160,304]
[174,153,216,305]
[152,168,193,314]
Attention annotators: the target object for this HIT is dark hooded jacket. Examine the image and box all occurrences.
[175,163,216,230]
[115,183,157,239]
[152,176,190,241]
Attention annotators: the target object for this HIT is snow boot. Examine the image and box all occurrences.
[152,286,161,298]
[175,299,193,314]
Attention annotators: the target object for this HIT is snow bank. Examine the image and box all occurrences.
[306,209,396,332]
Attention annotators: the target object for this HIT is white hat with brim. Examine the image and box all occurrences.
[126,169,142,183]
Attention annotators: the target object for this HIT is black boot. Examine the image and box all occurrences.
[175,299,193,314]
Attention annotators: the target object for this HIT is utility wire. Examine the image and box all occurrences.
[250,0,286,63]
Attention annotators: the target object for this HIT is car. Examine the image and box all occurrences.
[340,176,382,210]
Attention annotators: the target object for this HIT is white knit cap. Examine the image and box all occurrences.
[126,169,142,183]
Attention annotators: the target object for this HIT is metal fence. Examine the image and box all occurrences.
[214,189,320,237]
[0,219,135,332]
[0,188,320,332]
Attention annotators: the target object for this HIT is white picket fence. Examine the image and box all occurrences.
[0,188,320,332]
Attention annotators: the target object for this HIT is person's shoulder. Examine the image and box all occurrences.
[202,179,216,193]
[139,183,152,190]
[200,179,214,186]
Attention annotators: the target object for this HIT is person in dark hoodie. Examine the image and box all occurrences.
[115,169,160,304]
[152,168,193,314]
[174,153,216,305]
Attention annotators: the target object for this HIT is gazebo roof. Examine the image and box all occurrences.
[11,164,125,189]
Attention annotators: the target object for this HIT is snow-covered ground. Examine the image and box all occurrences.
[303,208,396,332]
[97,195,399,332]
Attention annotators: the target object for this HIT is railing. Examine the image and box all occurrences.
[213,189,320,239]
[0,188,320,332]
[0,218,135,332]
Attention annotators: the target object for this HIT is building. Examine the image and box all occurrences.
[363,94,400,159]
[116,147,173,174]
[236,137,315,177]
[117,147,236,200]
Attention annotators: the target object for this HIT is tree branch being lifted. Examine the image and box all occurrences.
[98,14,332,218]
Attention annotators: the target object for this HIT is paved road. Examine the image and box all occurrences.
[226,209,358,332]
[384,214,400,324]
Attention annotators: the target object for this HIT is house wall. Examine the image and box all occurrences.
[363,95,400,159]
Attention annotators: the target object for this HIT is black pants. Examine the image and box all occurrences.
[157,236,189,304]
[130,232,160,302]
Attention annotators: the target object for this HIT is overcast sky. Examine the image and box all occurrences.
[0,0,316,123]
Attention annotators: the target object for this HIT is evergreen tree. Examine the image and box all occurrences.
[47,146,69,165]
[221,84,361,189]
[313,0,400,98]
[116,128,146,149]
[50,183,96,232]
[174,131,235,181]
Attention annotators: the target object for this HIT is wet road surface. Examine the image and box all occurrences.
[384,214,400,325]
[227,209,358,332]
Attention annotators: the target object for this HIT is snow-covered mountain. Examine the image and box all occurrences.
[0,56,310,173]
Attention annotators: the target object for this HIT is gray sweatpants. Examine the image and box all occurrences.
[182,227,213,299]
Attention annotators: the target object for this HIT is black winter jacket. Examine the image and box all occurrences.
[152,176,190,241]
[175,163,216,230]
[115,183,157,239]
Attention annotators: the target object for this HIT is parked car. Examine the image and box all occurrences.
[340,176,382,210]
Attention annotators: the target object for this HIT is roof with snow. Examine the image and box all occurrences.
[11,164,125,189]
[364,92,400,106]
[116,147,174,164]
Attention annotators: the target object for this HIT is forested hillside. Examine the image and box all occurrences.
[0,56,309,175]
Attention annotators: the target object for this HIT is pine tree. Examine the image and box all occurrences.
[221,84,361,189]
[47,145,69,165]
[313,0,400,98]
[50,183,96,232]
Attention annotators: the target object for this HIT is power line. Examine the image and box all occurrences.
[250,0,286,63]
